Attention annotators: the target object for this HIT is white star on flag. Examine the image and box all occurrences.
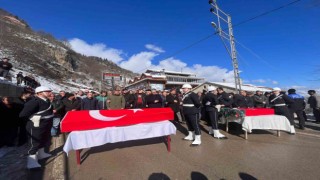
[128,109,143,113]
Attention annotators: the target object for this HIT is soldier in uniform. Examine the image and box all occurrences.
[269,87,295,134]
[217,87,233,108]
[203,86,227,139]
[181,84,202,146]
[19,86,54,169]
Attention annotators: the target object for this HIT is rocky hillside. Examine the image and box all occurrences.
[0,8,137,91]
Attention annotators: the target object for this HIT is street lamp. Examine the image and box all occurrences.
[209,0,242,92]
[211,21,217,28]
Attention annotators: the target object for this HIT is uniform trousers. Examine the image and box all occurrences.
[184,114,201,135]
[205,109,219,130]
[26,118,53,155]
[274,106,294,125]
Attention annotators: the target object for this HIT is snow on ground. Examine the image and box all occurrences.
[9,68,91,93]
[14,33,67,52]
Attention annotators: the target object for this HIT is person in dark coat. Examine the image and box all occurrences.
[56,90,66,101]
[203,86,227,139]
[16,71,25,85]
[269,87,295,134]
[307,90,320,124]
[48,93,65,136]
[264,92,271,108]
[0,96,19,147]
[166,88,182,123]
[181,84,202,146]
[217,87,233,108]
[81,91,99,110]
[253,90,268,108]
[19,86,54,169]
[0,57,13,78]
[287,89,306,129]
[233,91,248,108]
[145,89,162,108]
[62,92,81,114]
[14,90,33,146]
[123,88,136,109]
[246,92,255,108]
[135,89,146,108]
[161,90,168,107]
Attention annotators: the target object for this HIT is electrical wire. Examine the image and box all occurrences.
[136,0,303,73]
[233,38,302,85]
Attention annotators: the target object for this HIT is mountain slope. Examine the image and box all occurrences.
[0,8,136,91]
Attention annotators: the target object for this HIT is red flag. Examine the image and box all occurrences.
[60,108,174,132]
[239,108,274,116]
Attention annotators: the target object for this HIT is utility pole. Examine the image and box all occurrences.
[100,72,103,92]
[209,0,242,92]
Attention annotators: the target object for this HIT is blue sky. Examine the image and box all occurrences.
[1,0,320,91]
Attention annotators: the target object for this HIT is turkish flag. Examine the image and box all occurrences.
[60,108,174,132]
[239,108,274,116]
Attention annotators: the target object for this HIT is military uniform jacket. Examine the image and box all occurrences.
[182,91,201,115]
[202,93,218,111]
[218,92,233,108]
[269,94,294,107]
[19,96,53,120]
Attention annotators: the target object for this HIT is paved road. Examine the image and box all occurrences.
[0,134,65,180]
[66,120,320,180]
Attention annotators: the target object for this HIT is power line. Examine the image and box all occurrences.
[136,0,302,73]
[136,33,217,73]
[233,38,302,85]
[232,0,301,28]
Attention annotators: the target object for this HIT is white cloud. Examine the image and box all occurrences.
[145,44,165,53]
[252,79,267,83]
[68,38,124,63]
[248,79,280,86]
[69,38,236,83]
[119,51,158,72]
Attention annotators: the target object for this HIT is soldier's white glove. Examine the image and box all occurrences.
[215,105,222,112]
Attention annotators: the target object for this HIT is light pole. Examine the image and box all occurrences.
[209,0,242,92]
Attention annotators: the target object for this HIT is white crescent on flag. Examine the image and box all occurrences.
[89,110,126,121]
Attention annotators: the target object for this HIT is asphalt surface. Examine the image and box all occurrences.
[66,120,320,180]
[0,133,66,180]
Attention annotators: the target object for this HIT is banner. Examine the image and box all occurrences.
[103,73,121,80]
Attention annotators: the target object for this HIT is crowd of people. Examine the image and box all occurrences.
[1,75,320,168]
[0,57,41,88]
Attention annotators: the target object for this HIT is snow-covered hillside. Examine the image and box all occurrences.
[9,68,94,93]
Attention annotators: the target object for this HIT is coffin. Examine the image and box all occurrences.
[60,108,174,132]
